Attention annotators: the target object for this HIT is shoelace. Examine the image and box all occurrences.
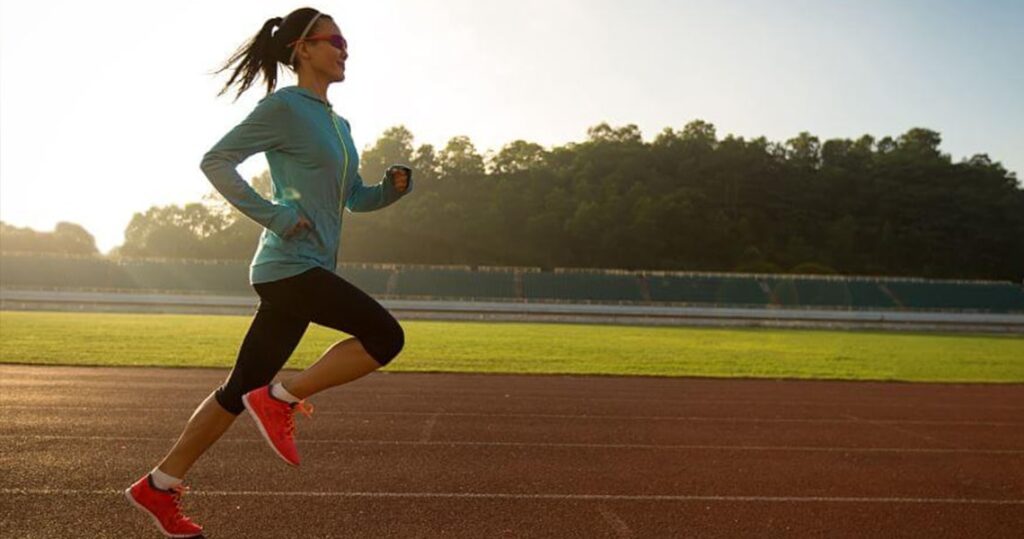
[284,400,315,437]
[167,484,194,524]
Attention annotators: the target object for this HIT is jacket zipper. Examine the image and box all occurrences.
[327,104,350,263]
[327,105,350,210]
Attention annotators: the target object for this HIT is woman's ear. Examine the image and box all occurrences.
[295,42,311,65]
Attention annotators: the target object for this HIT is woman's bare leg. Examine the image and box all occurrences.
[151,331,376,478]
[281,337,380,399]
[155,392,238,478]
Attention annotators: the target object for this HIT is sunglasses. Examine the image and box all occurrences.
[289,33,347,51]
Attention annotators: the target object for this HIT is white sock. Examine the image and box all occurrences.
[150,468,183,491]
[271,382,300,404]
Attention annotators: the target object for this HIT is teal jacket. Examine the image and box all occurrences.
[200,85,411,284]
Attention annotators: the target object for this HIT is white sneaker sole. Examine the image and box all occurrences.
[242,392,299,467]
[124,487,202,538]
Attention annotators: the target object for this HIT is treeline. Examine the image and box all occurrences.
[354,123,1023,280]
[7,122,1023,280]
[0,221,98,255]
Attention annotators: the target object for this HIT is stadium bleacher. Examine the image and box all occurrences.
[0,254,252,294]
[847,281,899,309]
[762,278,854,307]
[885,281,1024,312]
[337,265,394,296]
[1,252,1022,312]
[394,267,517,300]
[523,271,644,302]
[646,275,770,306]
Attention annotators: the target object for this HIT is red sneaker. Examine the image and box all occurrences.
[124,475,203,538]
[242,385,314,466]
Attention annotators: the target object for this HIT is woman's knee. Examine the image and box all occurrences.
[364,317,404,366]
[214,384,246,415]
[214,367,279,416]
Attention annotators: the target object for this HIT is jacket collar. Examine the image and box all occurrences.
[282,85,331,107]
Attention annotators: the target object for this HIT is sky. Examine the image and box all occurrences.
[1,0,1022,253]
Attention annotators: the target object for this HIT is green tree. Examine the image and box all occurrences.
[0,221,99,255]
[111,123,1023,281]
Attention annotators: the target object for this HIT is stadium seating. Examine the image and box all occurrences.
[646,275,770,305]
[763,278,854,307]
[337,265,395,296]
[523,271,644,302]
[394,267,516,300]
[846,281,899,308]
[884,281,1024,312]
[117,259,250,294]
[2,252,1022,312]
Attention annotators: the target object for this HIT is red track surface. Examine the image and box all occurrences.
[1,365,1022,537]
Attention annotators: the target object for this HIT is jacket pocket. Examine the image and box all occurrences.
[264,203,311,250]
[293,208,327,258]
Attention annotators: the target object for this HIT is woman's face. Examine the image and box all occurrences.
[297,19,348,83]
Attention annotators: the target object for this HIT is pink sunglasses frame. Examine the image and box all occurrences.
[288,33,347,51]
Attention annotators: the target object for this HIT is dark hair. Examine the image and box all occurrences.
[214,7,333,101]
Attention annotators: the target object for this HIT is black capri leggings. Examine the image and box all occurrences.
[215,267,404,415]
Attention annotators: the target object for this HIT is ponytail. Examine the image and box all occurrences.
[213,8,332,101]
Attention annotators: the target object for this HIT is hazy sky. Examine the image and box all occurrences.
[2,0,1022,253]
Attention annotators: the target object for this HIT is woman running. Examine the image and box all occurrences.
[125,7,413,537]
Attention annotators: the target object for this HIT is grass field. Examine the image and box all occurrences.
[1,310,1022,383]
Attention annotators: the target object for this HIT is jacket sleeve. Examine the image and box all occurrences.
[199,95,299,238]
[342,116,413,213]
[345,168,414,213]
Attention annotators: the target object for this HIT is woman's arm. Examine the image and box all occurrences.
[200,94,300,238]
[345,165,414,213]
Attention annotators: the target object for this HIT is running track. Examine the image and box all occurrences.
[1,365,1022,537]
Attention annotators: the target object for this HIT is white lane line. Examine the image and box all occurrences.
[2,405,1019,427]
[3,488,1023,505]
[2,434,1022,455]
[3,384,1021,410]
[598,504,634,538]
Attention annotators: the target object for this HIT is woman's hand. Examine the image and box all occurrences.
[283,216,314,239]
[388,165,412,193]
